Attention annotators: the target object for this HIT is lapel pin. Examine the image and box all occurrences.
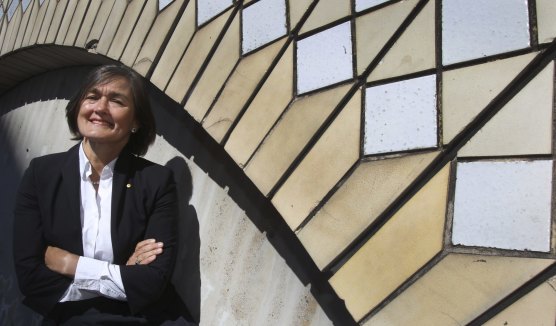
[126,183,132,188]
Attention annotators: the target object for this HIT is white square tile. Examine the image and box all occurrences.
[442,0,530,65]
[197,0,233,26]
[159,0,174,11]
[452,160,553,252]
[364,75,437,155]
[296,22,353,94]
[355,0,390,12]
[242,0,287,54]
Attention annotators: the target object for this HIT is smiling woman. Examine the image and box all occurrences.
[12,65,195,324]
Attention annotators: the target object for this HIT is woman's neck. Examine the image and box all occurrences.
[82,138,123,173]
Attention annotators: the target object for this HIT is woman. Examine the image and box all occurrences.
[13,65,191,324]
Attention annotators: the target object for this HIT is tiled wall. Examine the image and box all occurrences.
[1,0,555,324]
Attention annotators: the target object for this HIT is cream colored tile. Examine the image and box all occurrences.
[21,0,42,47]
[74,0,102,48]
[44,0,68,43]
[537,0,556,44]
[202,38,285,143]
[95,0,128,56]
[224,44,294,166]
[355,0,417,75]
[0,3,20,54]
[0,19,7,51]
[368,0,435,82]
[77,0,115,48]
[330,164,450,321]
[164,8,231,102]
[288,0,313,30]
[35,0,57,44]
[149,0,195,88]
[120,0,157,66]
[62,0,89,46]
[442,52,536,144]
[299,0,350,35]
[13,0,37,49]
[459,62,553,157]
[484,277,556,326]
[271,90,360,230]
[53,0,77,44]
[298,151,438,269]
[184,14,240,121]
[366,254,555,326]
[106,0,145,60]
[245,84,352,196]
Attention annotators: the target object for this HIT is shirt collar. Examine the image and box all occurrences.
[79,142,118,180]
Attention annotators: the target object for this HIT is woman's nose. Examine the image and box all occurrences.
[94,97,109,113]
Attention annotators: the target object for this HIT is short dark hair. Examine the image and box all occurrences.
[66,64,155,156]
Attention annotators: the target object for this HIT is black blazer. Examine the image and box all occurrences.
[13,143,181,318]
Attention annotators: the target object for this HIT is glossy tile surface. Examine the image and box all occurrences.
[459,63,554,157]
[368,0,435,81]
[272,92,360,230]
[300,0,350,34]
[364,74,437,155]
[452,160,553,252]
[299,151,438,269]
[330,164,450,320]
[442,52,536,144]
[366,254,555,325]
[225,44,294,166]
[197,0,232,25]
[203,39,286,143]
[242,0,287,54]
[537,0,556,43]
[442,0,530,65]
[296,22,352,94]
[245,84,352,195]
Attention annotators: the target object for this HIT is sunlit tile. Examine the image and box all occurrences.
[356,0,390,12]
[132,0,187,75]
[368,0,435,81]
[296,22,353,94]
[22,0,31,12]
[147,0,194,82]
[77,0,115,47]
[7,0,17,20]
[364,75,437,155]
[74,0,102,48]
[330,164,450,321]
[271,92,360,230]
[120,0,158,66]
[299,0,350,35]
[452,160,553,252]
[106,0,145,59]
[484,277,556,326]
[242,0,287,54]
[366,254,555,325]
[159,0,174,11]
[203,39,286,143]
[185,14,240,121]
[224,44,294,166]
[442,52,536,144]
[165,8,231,102]
[442,0,530,65]
[197,0,232,26]
[288,0,312,30]
[245,84,352,195]
[299,151,438,269]
[355,0,417,75]
[458,63,553,157]
[55,0,78,44]
[537,0,556,44]
[45,0,69,44]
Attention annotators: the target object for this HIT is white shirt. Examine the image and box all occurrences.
[59,143,127,302]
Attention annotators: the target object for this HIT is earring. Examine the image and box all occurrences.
[131,127,137,133]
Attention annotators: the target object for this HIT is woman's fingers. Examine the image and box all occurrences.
[126,239,164,266]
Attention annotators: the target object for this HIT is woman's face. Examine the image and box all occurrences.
[77,76,138,148]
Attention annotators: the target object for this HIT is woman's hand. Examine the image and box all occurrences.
[126,239,164,266]
[45,246,79,278]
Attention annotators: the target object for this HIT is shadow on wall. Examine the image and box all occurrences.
[166,156,201,324]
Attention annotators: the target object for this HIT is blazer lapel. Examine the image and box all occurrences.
[111,150,133,263]
[61,144,84,256]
